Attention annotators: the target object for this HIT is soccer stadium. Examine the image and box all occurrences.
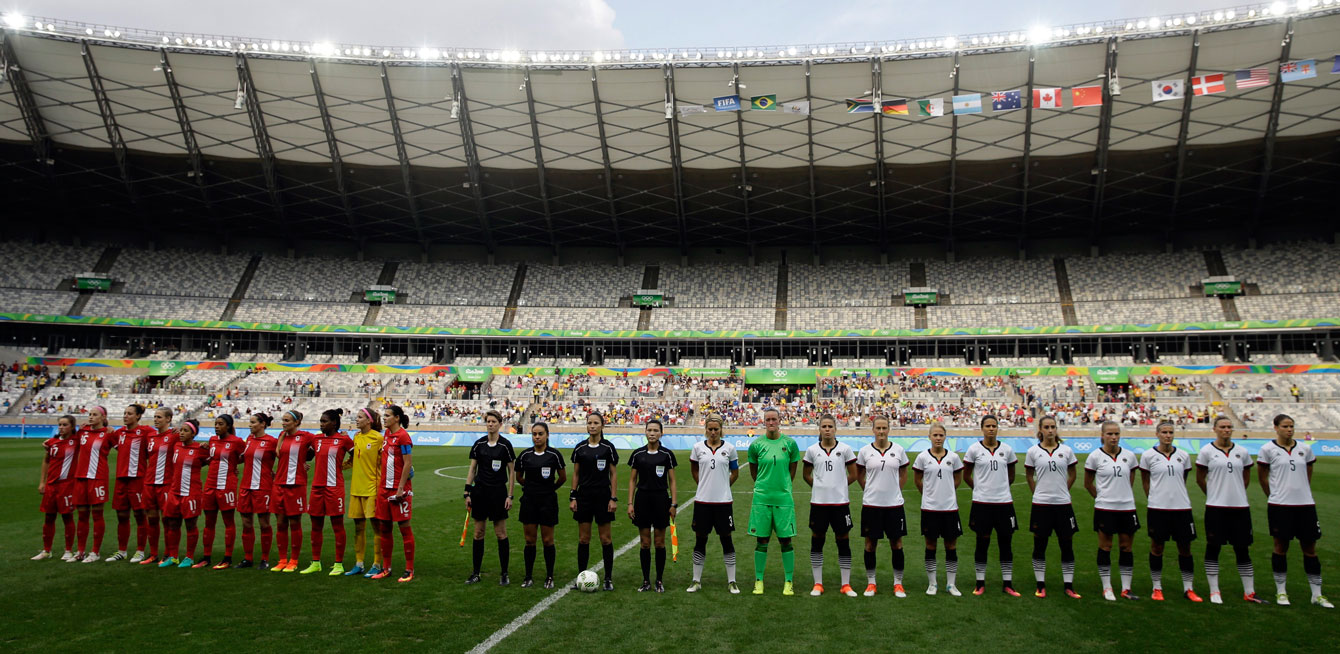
[1,2,1339,651]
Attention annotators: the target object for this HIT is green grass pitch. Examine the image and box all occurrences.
[1,440,1337,653]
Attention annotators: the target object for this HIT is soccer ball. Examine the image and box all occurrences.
[575,570,600,592]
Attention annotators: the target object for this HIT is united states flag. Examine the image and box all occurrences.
[1234,67,1270,89]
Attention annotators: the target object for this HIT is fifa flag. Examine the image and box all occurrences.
[1280,59,1317,82]
[678,104,708,117]
[951,93,982,115]
[1151,79,1184,102]
[1071,85,1103,107]
[881,98,909,115]
[781,100,810,115]
[916,98,944,116]
[713,95,741,111]
[1190,73,1226,96]
[846,98,875,113]
[991,89,1022,111]
[751,94,777,111]
[1032,88,1061,109]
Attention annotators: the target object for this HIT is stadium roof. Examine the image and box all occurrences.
[1,6,1338,253]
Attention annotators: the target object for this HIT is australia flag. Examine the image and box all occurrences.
[991,89,1022,111]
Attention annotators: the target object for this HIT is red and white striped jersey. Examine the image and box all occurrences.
[379,428,413,492]
[112,424,156,479]
[43,436,79,484]
[206,434,246,491]
[239,434,278,492]
[274,431,315,487]
[170,442,210,497]
[74,427,112,481]
[143,432,177,485]
[312,433,355,489]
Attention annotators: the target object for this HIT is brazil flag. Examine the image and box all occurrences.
[751,94,777,111]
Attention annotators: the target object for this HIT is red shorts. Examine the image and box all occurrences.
[273,485,307,517]
[308,486,346,517]
[375,490,413,523]
[111,477,145,511]
[73,478,110,506]
[40,480,76,514]
[202,487,237,512]
[237,488,272,514]
[163,493,202,520]
[143,484,170,512]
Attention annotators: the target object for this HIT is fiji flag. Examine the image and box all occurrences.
[990,89,1022,111]
[1280,59,1317,82]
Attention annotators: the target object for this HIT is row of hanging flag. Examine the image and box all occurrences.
[680,58,1335,118]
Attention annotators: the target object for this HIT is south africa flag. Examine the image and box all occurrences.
[751,95,777,111]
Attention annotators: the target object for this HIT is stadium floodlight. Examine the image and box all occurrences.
[313,41,334,56]
[1028,25,1051,44]
[1269,1,1286,14]
[787,47,796,56]
[1,13,26,29]
[1186,14,1197,24]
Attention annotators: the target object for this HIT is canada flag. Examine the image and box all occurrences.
[1032,87,1062,109]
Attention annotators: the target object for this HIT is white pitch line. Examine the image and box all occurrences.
[465,497,697,654]
[433,465,470,481]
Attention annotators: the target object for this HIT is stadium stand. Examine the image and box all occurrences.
[0,241,105,289]
[107,248,249,297]
[377,304,504,328]
[926,302,1064,328]
[659,263,777,307]
[1073,298,1224,324]
[394,261,515,305]
[0,289,76,315]
[510,307,640,330]
[789,262,907,307]
[926,258,1059,304]
[1066,252,1208,301]
[1236,293,1340,321]
[82,294,228,322]
[651,307,776,331]
[517,263,641,308]
[788,306,915,330]
[232,300,369,325]
[245,256,383,301]
[1223,242,1340,294]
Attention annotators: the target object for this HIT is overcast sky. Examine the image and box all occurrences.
[9,0,1247,50]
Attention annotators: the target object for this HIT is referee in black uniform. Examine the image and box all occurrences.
[570,412,619,590]
[516,422,566,588]
[628,419,679,592]
[464,411,517,585]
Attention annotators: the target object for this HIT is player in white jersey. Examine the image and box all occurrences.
[913,423,964,597]
[802,415,858,597]
[856,415,910,598]
[687,415,740,594]
[1257,414,1331,608]
[1024,415,1081,599]
[1138,421,1203,602]
[962,414,1020,596]
[1083,421,1141,601]
[1195,416,1265,604]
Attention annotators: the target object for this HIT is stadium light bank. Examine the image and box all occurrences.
[0,1,1336,72]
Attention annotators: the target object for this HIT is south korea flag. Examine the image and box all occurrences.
[1151,79,1185,102]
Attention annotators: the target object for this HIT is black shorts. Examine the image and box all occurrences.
[809,504,854,536]
[860,505,907,541]
[692,502,735,535]
[470,486,509,522]
[1146,508,1197,543]
[920,510,963,540]
[632,491,671,529]
[1267,504,1323,543]
[519,492,559,527]
[1093,509,1140,535]
[573,495,616,525]
[968,502,1018,536]
[1030,504,1079,538]
[1204,506,1254,547]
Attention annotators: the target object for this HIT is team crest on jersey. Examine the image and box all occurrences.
[491,460,502,472]
[541,466,552,479]
[655,465,665,478]
[596,460,607,471]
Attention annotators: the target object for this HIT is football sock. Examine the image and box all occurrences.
[641,547,652,581]
[399,523,414,570]
[311,520,324,561]
[1304,555,1322,599]
[378,523,393,568]
[998,533,1014,583]
[655,546,667,582]
[945,549,958,587]
[42,515,56,551]
[92,513,106,552]
[924,548,937,584]
[1205,543,1222,594]
[202,512,216,558]
[779,540,795,582]
[891,547,905,585]
[166,523,180,558]
[259,521,272,561]
[354,522,366,565]
[135,510,147,551]
[1058,539,1075,587]
[1118,550,1133,592]
[1234,545,1254,596]
[578,542,590,572]
[755,541,770,581]
[498,537,509,575]
[473,538,485,574]
[243,523,256,560]
[276,522,289,561]
[1179,554,1195,592]
[223,512,237,558]
[1097,549,1112,589]
[289,523,303,561]
[147,516,160,558]
[332,518,345,562]
[543,544,556,577]
[77,512,89,553]
[524,544,537,578]
[1149,552,1164,590]
[865,549,878,584]
[975,536,990,581]
[1032,536,1047,586]
[692,535,707,582]
[811,535,825,585]
[117,518,130,551]
[602,543,614,580]
[185,524,199,559]
[63,514,74,551]
[1273,553,1288,595]
[836,538,852,587]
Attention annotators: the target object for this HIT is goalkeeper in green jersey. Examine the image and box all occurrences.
[746,408,802,596]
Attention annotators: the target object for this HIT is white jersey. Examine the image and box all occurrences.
[1256,441,1316,506]
[1085,447,1139,511]
[804,442,856,505]
[912,450,963,511]
[1196,442,1253,508]
[689,440,738,504]
[1024,443,1078,505]
[963,440,1016,504]
[1138,446,1193,511]
[857,442,909,508]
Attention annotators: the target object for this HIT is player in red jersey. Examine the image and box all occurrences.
[236,413,278,569]
[107,404,155,563]
[271,410,315,573]
[302,409,356,575]
[196,415,245,569]
[159,420,210,568]
[33,415,79,561]
[139,408,177,565]
[372,405,416,582]
[71,406,112,563]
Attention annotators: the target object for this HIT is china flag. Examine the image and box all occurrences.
[1071,85,1103,107]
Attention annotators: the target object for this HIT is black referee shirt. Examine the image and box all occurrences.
[517,447,565,494]
[629,445,677,492]
[469,436,516,488]
[571,438,618,499]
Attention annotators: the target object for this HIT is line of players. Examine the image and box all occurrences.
[33,404,418,582]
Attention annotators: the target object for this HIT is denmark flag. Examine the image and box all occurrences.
[1032,87,1062,109]
[1190,73,1226,96]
